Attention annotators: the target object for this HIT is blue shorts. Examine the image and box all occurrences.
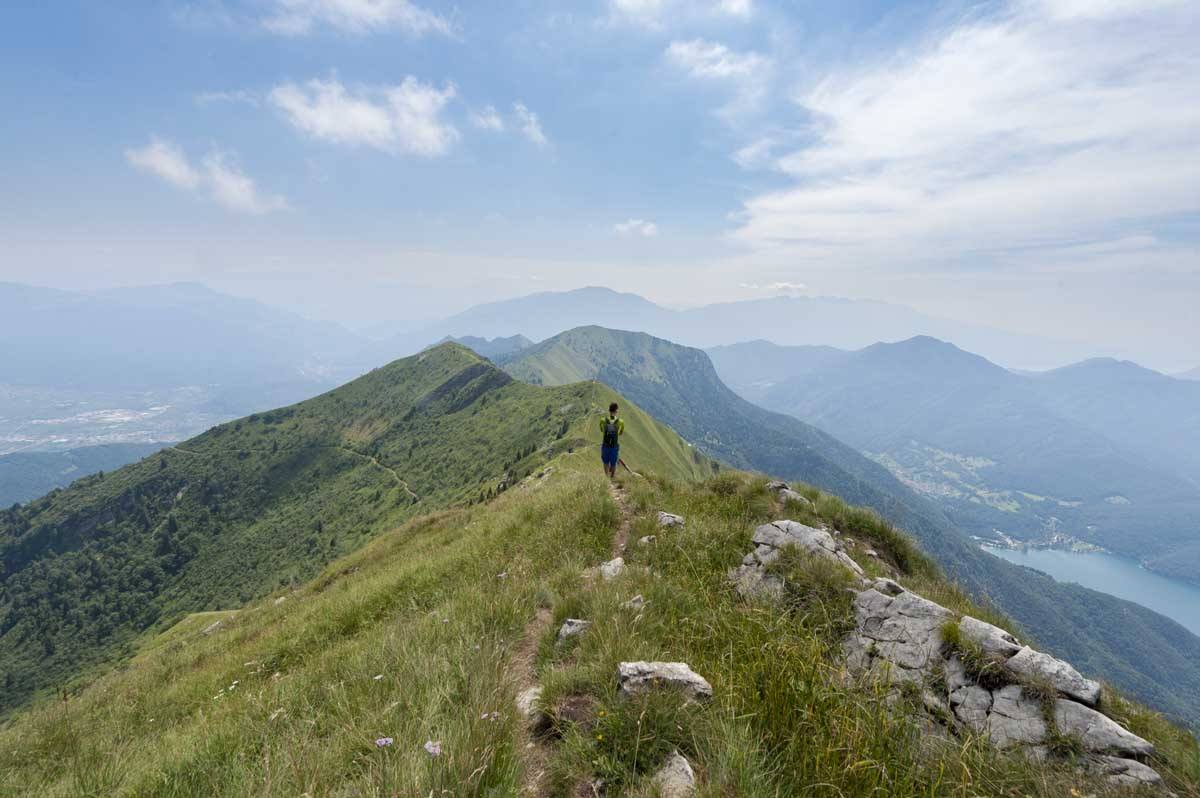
[601,445,619,467]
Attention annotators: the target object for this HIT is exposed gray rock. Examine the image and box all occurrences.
[958,616,1022,658]
[202,619,225,635]
[944,656,971,693]
[638,535,657,546]
[557,618,592,643]
[728,563,786,601]
[852,588,950,671]
[987,685,1047,749]
[617,661,713,701]
[599,557,626,580]
[871,577,905,596]
[621,594,645,611]
[1088,755,1165,788]
[651,750,696,797]
[1054,700,1155,757]
[751,520,864,576]
[778,488,813,508]
[657,512,685,528]
[765,480,789,492]
[516,686,543,721]
[950,685,992,732]
[1007,646,1102,706]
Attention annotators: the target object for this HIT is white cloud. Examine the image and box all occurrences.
[125,137,201,190]
[125,138,286,214]
[202,153,289,214]
[732,0,1200,272]
[666,39,767,80]
[732,137,774,169]
[270,77,459,156]
[513,102,548,147]
[614,218,659,237]
[262,0,450,36]
[469,105,505,132]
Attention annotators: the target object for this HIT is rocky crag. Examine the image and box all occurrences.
[732,483,1165,791]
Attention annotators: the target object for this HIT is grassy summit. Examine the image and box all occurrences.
[0,344,711,714]
[1,458,1196,796]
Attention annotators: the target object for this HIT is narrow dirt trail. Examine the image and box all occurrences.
[609,480,633,556]
[509,477,636,796]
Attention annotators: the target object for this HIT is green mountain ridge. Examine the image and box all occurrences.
[0,343,712,714]
[2,428,1199,795]
[502,326,1200,727]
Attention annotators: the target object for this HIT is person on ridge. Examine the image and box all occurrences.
[599,401,625,479]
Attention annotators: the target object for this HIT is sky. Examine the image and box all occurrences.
[1,0,1197,368]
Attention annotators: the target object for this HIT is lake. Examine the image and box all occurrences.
[985,546,1200,636]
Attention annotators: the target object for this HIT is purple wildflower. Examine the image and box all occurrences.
[423,739,443,757]
[375,737,394,748]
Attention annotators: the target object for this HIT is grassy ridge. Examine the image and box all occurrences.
[2,460,1196,796]
[0,345,710,715]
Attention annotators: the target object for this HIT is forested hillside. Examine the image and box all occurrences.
[0,344,711,714]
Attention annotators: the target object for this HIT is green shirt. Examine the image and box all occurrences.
[598,415,625,439]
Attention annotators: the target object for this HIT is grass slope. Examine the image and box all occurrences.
[502,326,1200,727]
[1,461,1197,797]
[0,344,711,715]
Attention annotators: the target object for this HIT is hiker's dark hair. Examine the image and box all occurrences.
[609,402,619,413]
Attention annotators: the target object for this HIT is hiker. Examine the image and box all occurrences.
[599,402,625,479]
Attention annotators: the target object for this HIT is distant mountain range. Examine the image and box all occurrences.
[1180,367,1200,381]
[376,286,1104,371]
[501,326,1200,725]
[709,338,1200,582]
[0,282,362,394]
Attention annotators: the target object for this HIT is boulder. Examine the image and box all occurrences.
[557,618,592,643]
[651,750,696,797]
[1088,755,1165,788]
[728,564,785,601]
[852,589,950,671]
[778,488,813,508]
[1006,646,1101,706]
[657,512,685,528]
[1054,700,1155,757]
[950,685,992,732]
[751,521,864,576]
[638,535,657,546]
[958,616,1022,658]
[986,685,1047,749]
[516,686,544,724]
[617,661,713,701]
[765,480,789,492]
[599,557,626,580]
[621,594,645,611]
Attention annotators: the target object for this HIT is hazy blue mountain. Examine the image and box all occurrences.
[1179,367,1200,381]
[441,334,533,360]
[502,326,1200,726]
[0,443,164,506]
[1028,359,1200,487]
[374,287,1100,370]
[0,282,365,393]
[713,337,1200,582]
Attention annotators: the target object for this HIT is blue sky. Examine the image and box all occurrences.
[1,0,1197,367]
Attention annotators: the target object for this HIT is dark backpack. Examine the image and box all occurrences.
[602,417,620,448]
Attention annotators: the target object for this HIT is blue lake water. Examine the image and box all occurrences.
[985,546,1200,636]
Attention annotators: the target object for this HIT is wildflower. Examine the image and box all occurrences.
[496,572,508,580]
[373,674,384,681]
[375,737,394,748]
[424,740,443,757]
[480,711,500,721]
[595,734,604,742]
